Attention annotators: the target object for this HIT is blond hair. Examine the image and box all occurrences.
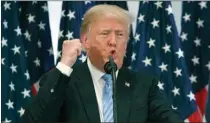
[80,4,134,35]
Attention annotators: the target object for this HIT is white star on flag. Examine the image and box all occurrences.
[131,52,136,61]
[206,61,210,71]
[196,18,204,28]
[134,33,140,42]
[183,13,191,22]
[21,88,31,98]
[67,10,75,20]
[27,14,36,23]
[5,99,14,109]
[2,37,8,47]
[24,70,30,80]
[154,1,163,9]
[166,25,172,34]
[48,47,54,56]
[61,10,66,17]
[138,14,145,23]
[10,63,18,73]
[38,21,46,30]
[174,67,182,77]
[57,50,62,59]
[85,1,92,5]
[11,45,21,55]
[165,5,173,15]
[187,91,195,101]
[191,56,199,66]
[147,38,156,48]
[2,58,5,65]
[162,43,171,53]
[159,62,168,72]
[9,82,15,91]
[142,56,152,67]
[157,81,164,90]
[194,37,201,47]
[65,31,74,40]
[14,26,22,36]
[79,54,87,63]
[175,48,184,59]
[42,3,48,12]
[18,107,25,117]
[180,32,188,41]
[3,118,11,123]
[151,18,159,28]
[4,2,11,11]
[3,20,8,29]
[189,74,197,84]
[58,30,64,39]
[172,87,180,96]
[199,1,207,10]
[34,57,41,67]
[37,40,42,48]
[24,30,31,41]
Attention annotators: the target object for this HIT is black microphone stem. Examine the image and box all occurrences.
[110,58,117,123]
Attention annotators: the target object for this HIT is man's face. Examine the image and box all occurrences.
[82,16,129,72]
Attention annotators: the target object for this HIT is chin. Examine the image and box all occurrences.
[114,59,123,70]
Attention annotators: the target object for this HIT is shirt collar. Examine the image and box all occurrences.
[87,58,119,82]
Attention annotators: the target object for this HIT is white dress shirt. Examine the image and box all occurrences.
[56,58,118,122]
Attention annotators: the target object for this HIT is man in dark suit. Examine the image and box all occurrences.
[23,4,182,123]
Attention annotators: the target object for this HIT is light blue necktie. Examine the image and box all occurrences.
[102,74,114,122]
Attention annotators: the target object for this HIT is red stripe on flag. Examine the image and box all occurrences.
[195,88,208,116]
[188,110,202,122]
[31,84,38,96]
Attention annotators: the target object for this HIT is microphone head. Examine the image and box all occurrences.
[104,56,117,74]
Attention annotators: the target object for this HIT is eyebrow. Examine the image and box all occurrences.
[99,28,126,32]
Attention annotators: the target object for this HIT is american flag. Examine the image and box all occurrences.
[1,1,54,122]
[130,1,201,122]
[180,1,210,121]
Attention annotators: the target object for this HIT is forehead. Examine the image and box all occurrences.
[91,16,128,31]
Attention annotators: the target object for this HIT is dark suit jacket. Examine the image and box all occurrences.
[23,62,182,123]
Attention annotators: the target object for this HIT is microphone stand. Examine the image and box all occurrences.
[109,57,118,123]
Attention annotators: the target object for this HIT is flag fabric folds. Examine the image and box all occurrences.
[1,1,54,123]
[131,1,201,121]
[180,2,210,121]
[206,73,210,122]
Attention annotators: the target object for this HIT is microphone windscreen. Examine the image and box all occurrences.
[104,56,117,74]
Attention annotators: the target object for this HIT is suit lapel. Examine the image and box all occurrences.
[73,62,133,122]
[117,67,133,122]
[73,62,100,122]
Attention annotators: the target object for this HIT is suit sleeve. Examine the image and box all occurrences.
[23,68,70,123]
[147,77,183,123]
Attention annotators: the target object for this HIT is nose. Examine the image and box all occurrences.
[108,33,117,47]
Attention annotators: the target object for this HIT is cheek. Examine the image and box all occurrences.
[91,39,108,55]
[117,43,127,54]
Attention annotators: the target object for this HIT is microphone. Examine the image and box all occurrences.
[104,56,117,74]
[104,56,118,123]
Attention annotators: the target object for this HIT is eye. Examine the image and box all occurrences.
[117,33,124,37]
[101,32,108,36]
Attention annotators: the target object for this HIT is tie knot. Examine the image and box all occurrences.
[102,74,112,84]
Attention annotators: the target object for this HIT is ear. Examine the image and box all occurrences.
[80,33,90,50]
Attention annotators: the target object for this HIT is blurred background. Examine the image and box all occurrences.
[1,1,210,123]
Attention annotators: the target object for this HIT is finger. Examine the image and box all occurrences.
[77,46,82,56]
